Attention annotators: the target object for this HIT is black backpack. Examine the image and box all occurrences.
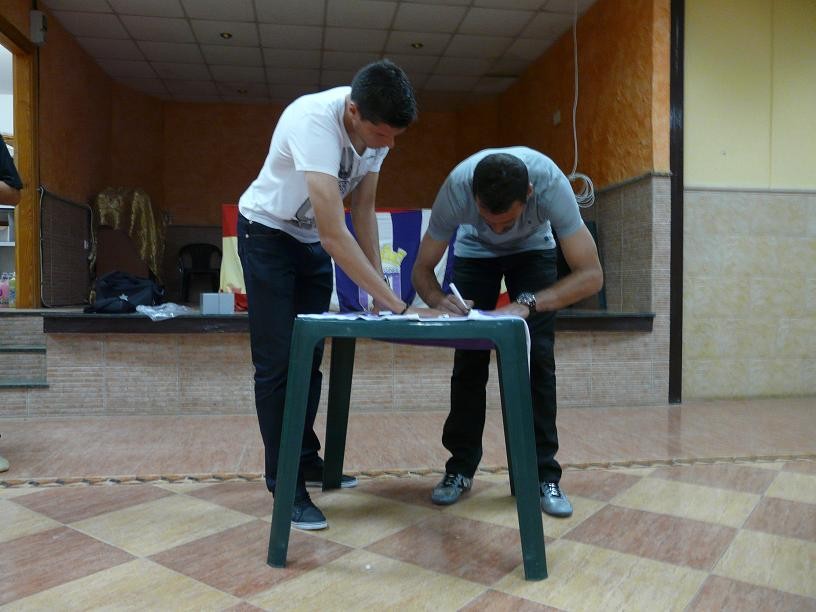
[84,271,164,313]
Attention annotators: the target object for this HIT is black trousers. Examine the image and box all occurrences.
[444,250,562,484]
[237,214,332,493]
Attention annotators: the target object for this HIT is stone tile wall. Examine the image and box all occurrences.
[683,188,816,398]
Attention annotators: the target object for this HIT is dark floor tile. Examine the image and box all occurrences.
[564,505,736,570]
[12,484,172,524]
[745,496,816,542]
[560,469,642,502]
[0,527,133,606]
[460,589,563,611]
[150,519,351,598]
[783,460,816,475]
[357,474,489,510]
[188,481,273,517]
[650,463,778,494]
[688,575,816,612]
[366,513,523,586]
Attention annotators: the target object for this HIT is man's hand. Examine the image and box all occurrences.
[489,302,532,319]
[435,294,473,315]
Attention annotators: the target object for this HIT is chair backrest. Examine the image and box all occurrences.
[178,243,221,272]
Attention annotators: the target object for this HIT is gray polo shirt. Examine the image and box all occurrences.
[427,147,583,258]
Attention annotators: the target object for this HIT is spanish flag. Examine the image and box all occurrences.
[220,204,248,311]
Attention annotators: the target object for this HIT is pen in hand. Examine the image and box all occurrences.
[448,283,470,313]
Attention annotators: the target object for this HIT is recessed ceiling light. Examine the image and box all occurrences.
[410,42,424,49]
[219,32,233,39]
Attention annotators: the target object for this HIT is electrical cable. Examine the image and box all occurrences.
[566,0,595,209]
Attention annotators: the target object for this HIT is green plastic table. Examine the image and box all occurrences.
[267,315,548,581]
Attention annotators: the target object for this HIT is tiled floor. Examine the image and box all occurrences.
[1,397,815,610]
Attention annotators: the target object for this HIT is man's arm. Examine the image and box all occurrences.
[349,172,383,277]
[307,171,406,312]
[496,223,603,318]
[412,233,471,315]
[0,181,21,205]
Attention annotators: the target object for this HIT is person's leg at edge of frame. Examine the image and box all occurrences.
[432,256,502,506]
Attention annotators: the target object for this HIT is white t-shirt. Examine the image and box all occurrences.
[239,86,389,243]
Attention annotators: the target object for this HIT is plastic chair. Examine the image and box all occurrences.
[178,243,221,302]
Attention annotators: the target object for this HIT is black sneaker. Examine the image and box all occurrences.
[540,481,573,518]
[431,473,473,505]
[302,464,358,489]
[291,492,328,530]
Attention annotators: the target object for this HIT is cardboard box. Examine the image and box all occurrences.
[218,292,234,314]
[200,293,220,315]
[200,292,234,314]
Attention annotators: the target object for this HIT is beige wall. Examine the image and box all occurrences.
[683,0,816,398]
[685,0,816,189]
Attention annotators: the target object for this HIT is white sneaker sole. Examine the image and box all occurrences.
[305,477,358,489]
[291,519,328,530]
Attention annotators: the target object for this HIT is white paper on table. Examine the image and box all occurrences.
[297,309,530,369]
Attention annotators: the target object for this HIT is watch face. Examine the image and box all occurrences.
[516,292,536,309]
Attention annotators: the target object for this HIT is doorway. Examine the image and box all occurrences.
[0,14,38,308]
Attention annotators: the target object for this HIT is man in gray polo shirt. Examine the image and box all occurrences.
[412,147,603,517]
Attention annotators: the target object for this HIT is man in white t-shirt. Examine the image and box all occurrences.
[412,148,603,518]
[238,60,419,530]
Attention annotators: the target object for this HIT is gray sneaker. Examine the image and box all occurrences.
[291,492,328,530]
[302,464,358,489]
[431,473,472,505]
[540,482,573,517]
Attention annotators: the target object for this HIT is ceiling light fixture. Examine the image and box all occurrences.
[219,32,233,39]
[410,42,424,49]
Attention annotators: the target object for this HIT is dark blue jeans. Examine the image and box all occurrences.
[445,250,562,484]
[237,214,333,493]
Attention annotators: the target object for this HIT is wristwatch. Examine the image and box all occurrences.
[515,291,537,314]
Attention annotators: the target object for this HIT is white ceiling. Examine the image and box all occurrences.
[41,0,595,107]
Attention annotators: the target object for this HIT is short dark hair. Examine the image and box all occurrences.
[472,153,530,213]
[350,59,418,128]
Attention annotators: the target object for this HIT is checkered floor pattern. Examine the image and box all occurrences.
[2,459,815,611]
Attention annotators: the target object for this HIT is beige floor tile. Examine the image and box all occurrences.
[0,487,46,499]
[446,484,605,538]
[248,549,485,611]
[303,490,434,548]
[714,529,816,599]
[612,478,760,527]
[477,472,512,483]
[765,471,816,505]
[3,559,239,611]
[0,500,61,543]
[494,540,707,612]
[70,494,254,556]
